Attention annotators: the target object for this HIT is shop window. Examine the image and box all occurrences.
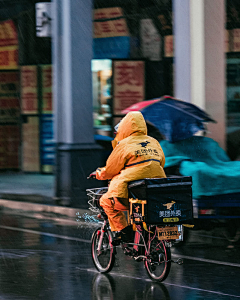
[92,59,112,137]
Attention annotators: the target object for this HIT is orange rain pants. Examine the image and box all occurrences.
[100,193,129,232]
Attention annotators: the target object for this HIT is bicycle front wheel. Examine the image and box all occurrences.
[145,237,171,282]
[91,227,115,273]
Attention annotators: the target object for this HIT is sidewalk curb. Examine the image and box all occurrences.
[0,199,90,218]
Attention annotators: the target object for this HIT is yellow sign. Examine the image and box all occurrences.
[94,7,129,38]
[163,217,179,223]
[0,45,18,70]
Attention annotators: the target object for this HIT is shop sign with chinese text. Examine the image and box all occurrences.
[93,7,129,38]
[113,60,145,115]
[41,65,52,114]
[21,66,38,114]
[0,20,18,70]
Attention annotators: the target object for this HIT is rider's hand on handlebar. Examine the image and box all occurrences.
[88,172,96,179]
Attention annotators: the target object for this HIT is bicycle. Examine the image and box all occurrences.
[87,176,192,282]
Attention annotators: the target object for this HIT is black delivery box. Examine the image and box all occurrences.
[128,176,193,225]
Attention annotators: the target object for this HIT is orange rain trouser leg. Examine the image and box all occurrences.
[100,193,129,232]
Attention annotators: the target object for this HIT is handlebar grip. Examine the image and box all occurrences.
[87,174,96,179]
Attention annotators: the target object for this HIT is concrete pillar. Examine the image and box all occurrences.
[52,0,107,207]
[173,0,226,149]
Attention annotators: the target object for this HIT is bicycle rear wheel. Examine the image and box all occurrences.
[145,236,171,282]
[91,227,115,273]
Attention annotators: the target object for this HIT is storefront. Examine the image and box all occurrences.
[0,0,239,175]
[0,20,20,170]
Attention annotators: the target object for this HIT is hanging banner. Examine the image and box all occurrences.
[0,45,18,70]
[0,20,18,47]
[21,66,38,114]
[93,7,130,59]
[0,20,18,70]
[94,7,129,38]
[113,60,145,115]
[41,64,52,114]
[140,19,161,61]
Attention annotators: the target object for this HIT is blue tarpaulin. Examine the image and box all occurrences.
[160,136,240,198]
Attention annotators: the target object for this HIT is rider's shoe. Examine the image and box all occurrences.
[121,225,134,243]
[112,225,134,246]
[112,232,122,246]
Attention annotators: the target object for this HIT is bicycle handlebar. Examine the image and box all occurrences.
[87,172,96,179]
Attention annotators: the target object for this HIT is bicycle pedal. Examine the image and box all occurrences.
[123,247,132,256]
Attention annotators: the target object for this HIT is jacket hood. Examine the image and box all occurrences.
[114,111,147,144]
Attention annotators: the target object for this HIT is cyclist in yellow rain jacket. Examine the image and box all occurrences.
[95,111,166,244]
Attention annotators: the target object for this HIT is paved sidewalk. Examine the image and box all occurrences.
[0,173,92,218]
[0,172,55,204]
[0,198,91,220]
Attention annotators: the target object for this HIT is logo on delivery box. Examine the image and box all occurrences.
[159,201,182,219]
[133,204,142,218]
[163,201,175,210]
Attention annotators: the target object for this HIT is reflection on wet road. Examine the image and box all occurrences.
[0,211,239,300]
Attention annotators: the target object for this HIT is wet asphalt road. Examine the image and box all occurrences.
[0,210,239,300]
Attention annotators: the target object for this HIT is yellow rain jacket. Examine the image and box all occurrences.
[96,111,166,199]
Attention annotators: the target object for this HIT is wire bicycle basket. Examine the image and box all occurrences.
[86,187,108,213]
